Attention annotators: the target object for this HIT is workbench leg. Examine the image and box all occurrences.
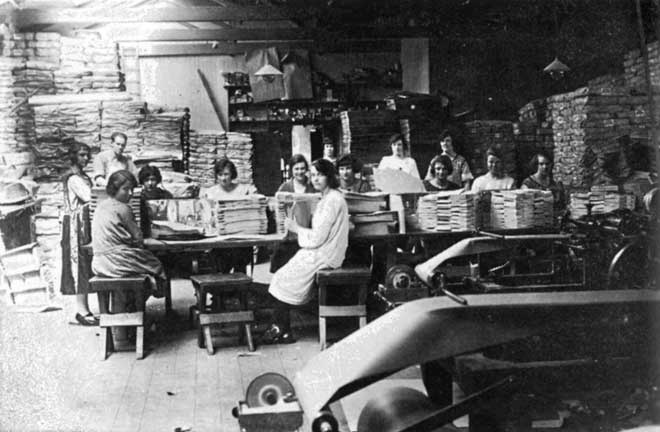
[244,323,255,352]
[203,325,214,355]
[136,326,144,360]
[319,316,327,351]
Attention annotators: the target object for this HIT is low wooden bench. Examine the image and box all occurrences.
[88,275,149,360]
[316,267,371,350]
[190,273,255,355]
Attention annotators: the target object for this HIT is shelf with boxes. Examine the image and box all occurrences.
[225,84,384,131]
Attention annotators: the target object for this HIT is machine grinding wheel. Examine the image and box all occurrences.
[245,372,295,407]
[357,386,447,432]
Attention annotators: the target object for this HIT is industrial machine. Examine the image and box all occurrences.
[235,206,659,431]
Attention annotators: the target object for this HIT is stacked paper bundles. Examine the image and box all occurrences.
[100,100,144,155]
[0,57,37,156]
[274,192,321,234]
[490,190,535,229]
[215,196,268,235]
[568,192,592,218]
[343,191,388,214]
[223,132,254,185]
[435,193,453,232]
[533,190,555,228]
[569,187,635,218]
[32,100,100,180]
[450,192,478,231]
[188,131,221,187]
[138,107,184,170]
[417,193,440,231]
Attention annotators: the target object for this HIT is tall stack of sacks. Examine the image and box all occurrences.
[549,84,658,189]
[623,40,660,90]
[99,99,144,156]
[30,95,102,181]
[463,120,516,177]
[136,106,184,172]
[55,34,123,94]
[0,59,36,150]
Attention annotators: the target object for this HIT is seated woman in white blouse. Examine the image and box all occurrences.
[263,159,349,344]
[200,157,257,200]
[471,147,516,192]
[378,133,420,178]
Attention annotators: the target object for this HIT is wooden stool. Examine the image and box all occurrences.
[190,273,255,355]
[88,275,149,360]
[316,267,371,350]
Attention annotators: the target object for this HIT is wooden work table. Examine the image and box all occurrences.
[84,228,556,314]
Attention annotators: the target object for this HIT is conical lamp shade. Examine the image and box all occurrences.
[543,57,570,73]
[254,64,283,77]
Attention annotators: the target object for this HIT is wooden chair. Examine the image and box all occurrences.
[88,275,149,360]
[190,273,255,355]
[316,267,371,350]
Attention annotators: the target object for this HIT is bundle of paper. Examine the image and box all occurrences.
[215,196,268,235]
[450,192,478,232]
[417,193,440,231]
[490,190,535,229]
[533,190,555,227]
[150,220,204,240]
[274,192,321,234]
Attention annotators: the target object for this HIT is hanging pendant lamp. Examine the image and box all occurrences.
[543,57,570,80]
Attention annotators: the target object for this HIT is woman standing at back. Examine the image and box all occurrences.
[60,140,96,326]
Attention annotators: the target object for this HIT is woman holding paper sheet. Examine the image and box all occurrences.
[203,157,258,273]
[263,159,349,344]
[271,154,316,273]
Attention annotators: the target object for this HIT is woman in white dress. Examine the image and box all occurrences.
[264,159,349,344]
[378,133,420,178]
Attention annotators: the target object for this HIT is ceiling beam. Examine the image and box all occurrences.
[136,40,401,56]
[101,27,427,42]
[13,6,289,29]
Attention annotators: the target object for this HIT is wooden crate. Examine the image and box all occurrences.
[0,243,49,307]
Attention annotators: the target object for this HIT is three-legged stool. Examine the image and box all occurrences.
[89,275,149,360]
[190,273,255,355]
[316,267,371,350]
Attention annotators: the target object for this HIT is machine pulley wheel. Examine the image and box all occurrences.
[385,264,415,290]
[245,372,295,407]
[357,386,444,432]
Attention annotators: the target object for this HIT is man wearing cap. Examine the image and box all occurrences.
[93,132,138,187]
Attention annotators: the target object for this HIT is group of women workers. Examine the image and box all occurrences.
[60,129,564,344]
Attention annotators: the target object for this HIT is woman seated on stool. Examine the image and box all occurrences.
[91,170,167,301]
[202,157,257,273]
[139,165,173,200]
[423,155,461,192]
[338,153,371,193]
[270,154,316,273]
[263,159,349,344]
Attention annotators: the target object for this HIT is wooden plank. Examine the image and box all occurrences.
[110,27,311,42]
[199,310,254,325]
[197,69,227,132]
[137,40,401,57]
[100,312,144,327]
[29,92,133,106]
[318,305,366,317]
[14,6,288,28]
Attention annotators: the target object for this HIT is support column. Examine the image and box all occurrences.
[401,38,430,94]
